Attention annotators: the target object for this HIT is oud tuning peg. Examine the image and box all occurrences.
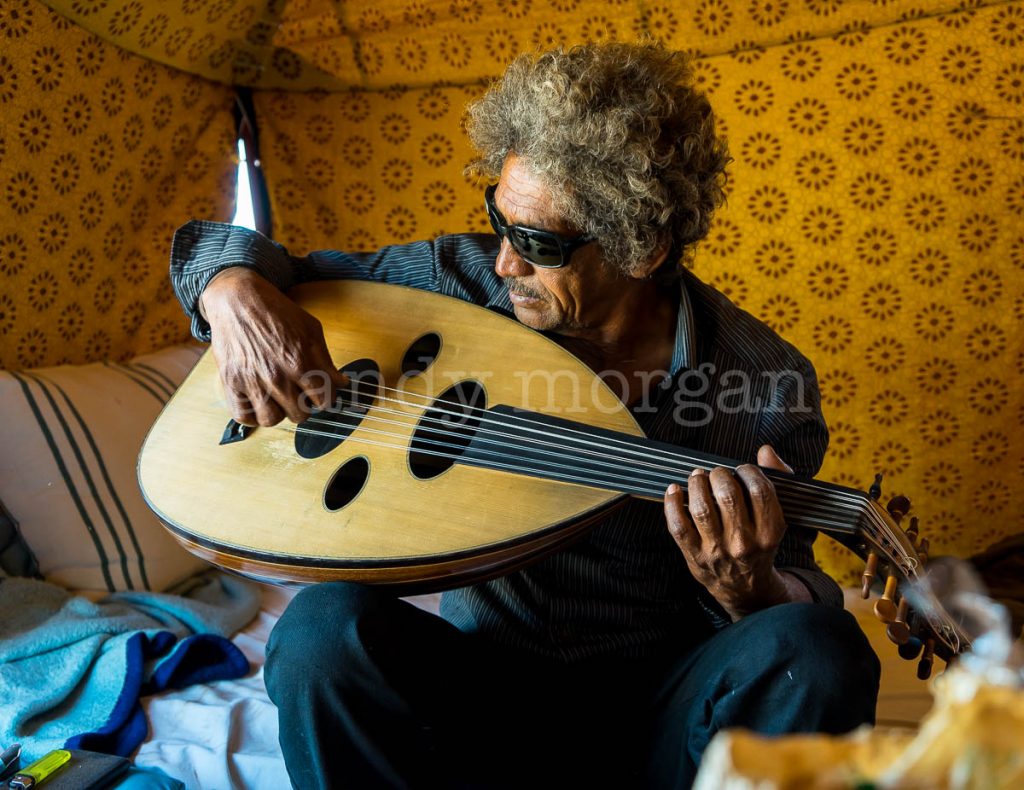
[886,597,911,644]
[898,635,923,661]
[917,637,936,680]
[868,473,883,501]
[874,575,898,623]
[905,516,919,543]
[917,536,930,565]
[886,495,911,523]
[861,550,879,599]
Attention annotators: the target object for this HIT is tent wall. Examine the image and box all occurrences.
[5,0,1022,581]
[1,2,238,369]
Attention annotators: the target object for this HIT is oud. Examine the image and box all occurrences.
[139,280,966,672]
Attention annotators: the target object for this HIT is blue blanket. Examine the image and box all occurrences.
[0,572,261,763]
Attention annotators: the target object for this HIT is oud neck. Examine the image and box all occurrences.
[461,406,874,544]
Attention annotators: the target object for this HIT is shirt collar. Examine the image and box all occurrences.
[669,277,697,376]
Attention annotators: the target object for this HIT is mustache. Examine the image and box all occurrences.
[503,278,544,300]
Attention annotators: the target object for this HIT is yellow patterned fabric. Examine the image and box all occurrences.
[0,0,237,369]
[253,85,491,251]
[692,4,1024,582]
[36,0,995,92]
[251,1,1023,581]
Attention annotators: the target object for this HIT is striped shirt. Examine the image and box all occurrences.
[170,220,842,662]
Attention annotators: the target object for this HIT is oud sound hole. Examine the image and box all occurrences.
[294,358,381,460]
[324,456,370,512]
[409,381,486,480]
[401,332,441,377]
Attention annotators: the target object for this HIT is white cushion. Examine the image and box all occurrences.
[0,345,209,594]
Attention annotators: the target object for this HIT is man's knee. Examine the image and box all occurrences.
[740,602,881,702]
[265,582,386,700]
[269,580,381,647]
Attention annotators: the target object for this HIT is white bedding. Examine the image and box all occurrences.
[134,584,440,789]
[132,585,930,789]
[133,584,294,790]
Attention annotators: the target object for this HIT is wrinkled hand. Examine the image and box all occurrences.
[201,268,347,426]
[664,444,802,621]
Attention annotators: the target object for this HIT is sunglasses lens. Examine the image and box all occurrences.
[507,227,564,268]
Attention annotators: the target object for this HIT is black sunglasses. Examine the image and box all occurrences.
[484,184,595,269]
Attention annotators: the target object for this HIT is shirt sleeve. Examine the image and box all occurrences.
[168,219,442,342]
[757,353,844,609]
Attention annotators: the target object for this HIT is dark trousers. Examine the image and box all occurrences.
[265,583,880,789]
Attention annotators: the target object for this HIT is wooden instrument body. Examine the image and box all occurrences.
[138,280,644,590]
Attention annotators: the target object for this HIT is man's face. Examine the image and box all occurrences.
[493,154,625,337]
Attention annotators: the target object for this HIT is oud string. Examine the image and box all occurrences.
[337,382,864,495]
[270,381,906,557]
[350,381,914,566]
[317,383,908,553]
[300,395,868,526]
[280,421,867,540]
[310,380,874,512]
[268,409,892,554]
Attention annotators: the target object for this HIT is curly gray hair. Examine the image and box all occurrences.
[465,43,731,278]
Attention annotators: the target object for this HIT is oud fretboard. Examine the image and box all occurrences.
[456,405,875,547]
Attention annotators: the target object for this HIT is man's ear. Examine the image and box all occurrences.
[632,237,672,280]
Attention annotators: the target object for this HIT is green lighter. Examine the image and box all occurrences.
[8,749,71,789]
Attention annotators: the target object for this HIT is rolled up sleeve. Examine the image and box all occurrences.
[169,220,299,342]
[169,220,444,342]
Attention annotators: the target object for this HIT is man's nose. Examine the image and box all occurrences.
[494,238,533,279]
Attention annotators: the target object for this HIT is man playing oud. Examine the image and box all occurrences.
[171,43,879,789]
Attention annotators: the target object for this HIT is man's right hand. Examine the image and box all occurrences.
[200,267,348,427]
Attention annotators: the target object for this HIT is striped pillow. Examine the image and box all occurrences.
[0,345,208,594]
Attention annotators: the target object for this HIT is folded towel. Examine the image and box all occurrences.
[0,571,261,763]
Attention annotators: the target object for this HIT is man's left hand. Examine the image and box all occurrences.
[664,444,809,621]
